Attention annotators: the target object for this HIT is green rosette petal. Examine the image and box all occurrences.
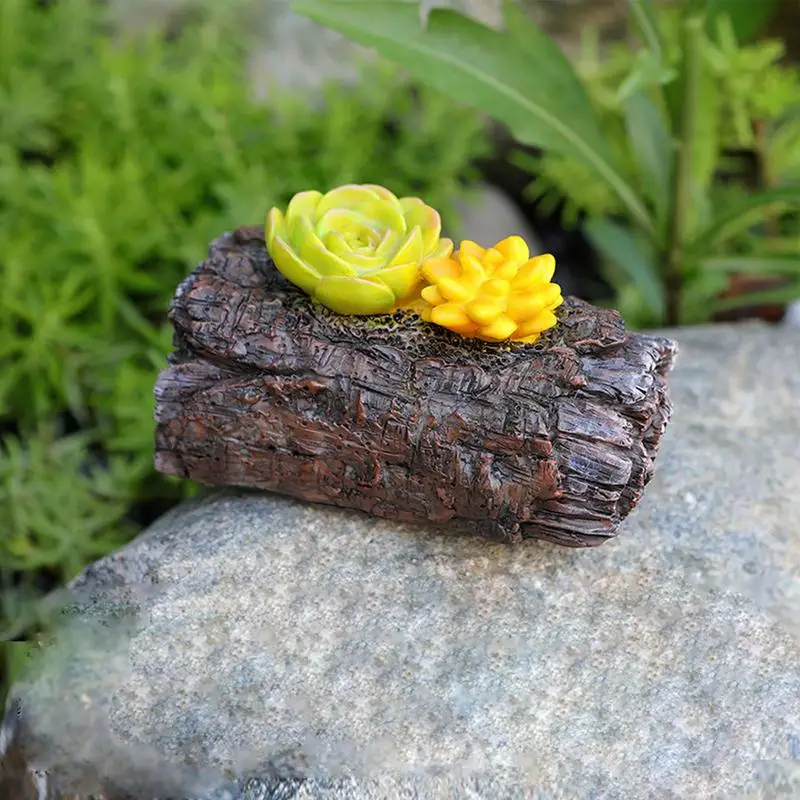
[315,276,395,314]
[265,183,450,315]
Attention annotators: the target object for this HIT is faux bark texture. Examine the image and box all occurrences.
[154,226,678,547]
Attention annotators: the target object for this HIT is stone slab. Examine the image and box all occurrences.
[7,322,800,799]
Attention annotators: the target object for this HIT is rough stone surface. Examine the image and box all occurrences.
[7,323,800,799]
[784,300,800,328]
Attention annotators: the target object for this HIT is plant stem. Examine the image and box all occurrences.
[664,13,704,326]
[753,118,781,237]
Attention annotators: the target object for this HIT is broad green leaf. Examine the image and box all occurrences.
[503,0,614,100]
[689,44,720,194]
[662,15,718,195]
[662,13,706,260]
[705,0,781,43]
[699,255,800,276]
[292,0,653,234]
[689,186,800,253]
[584,217,665,315]
[623,91,673,234]
[688,180,713,242]
[613,282,666,329]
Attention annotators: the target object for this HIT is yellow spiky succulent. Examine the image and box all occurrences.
[414,236,563,343]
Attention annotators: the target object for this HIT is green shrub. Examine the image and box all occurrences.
[519,9,800,224]
[513,7,800,326]
[0,0,490,677]
[295,0,799,330]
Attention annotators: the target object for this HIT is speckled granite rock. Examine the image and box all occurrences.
[6,323,800,799]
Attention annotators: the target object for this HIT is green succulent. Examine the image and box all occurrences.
[265,183,454,314]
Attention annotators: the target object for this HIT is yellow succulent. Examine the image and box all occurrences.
[414,236,563,342]
[265,184,453,315]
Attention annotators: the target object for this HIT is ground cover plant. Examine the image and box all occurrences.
[0,0,490,695]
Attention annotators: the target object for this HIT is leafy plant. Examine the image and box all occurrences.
[293,0,800,327]
[0,426,140,581]
[518,7,800,217]
[0,0,490,697]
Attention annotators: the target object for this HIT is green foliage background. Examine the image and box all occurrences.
[520,9,800,227]
[512,6,800,327]
[0,0,490,690]
[294,0,799,332]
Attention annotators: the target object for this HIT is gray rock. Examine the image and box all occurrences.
[8,323,800,799]
[110,1,503,102]
[448,183,583,299]
[449,182,543,251]
[784,300,800,329]
[247,3,370,101]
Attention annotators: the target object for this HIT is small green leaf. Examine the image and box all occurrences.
[628,0,664,60]
[616,50,677,102]
[689,52,721,194]
[584,217,665,315]
[689,186,800,253]
[699,255,800,276]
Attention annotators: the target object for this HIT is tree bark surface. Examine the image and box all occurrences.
[154,226,678,547]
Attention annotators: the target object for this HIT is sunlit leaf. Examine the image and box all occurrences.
[292,0,653,233]
[629,0,664,60]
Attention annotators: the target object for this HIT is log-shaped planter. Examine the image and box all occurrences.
[154,226,677,547]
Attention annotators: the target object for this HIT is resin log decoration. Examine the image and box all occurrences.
[154,226,678,547]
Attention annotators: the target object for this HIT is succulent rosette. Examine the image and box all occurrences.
[265,184,453,315]
[416,236,563,343]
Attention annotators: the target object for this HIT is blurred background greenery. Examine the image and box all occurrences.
[1,0,798,703]
[0,0,493,696]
